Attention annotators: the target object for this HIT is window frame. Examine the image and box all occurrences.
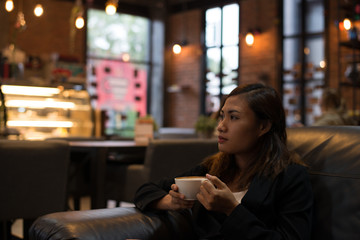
[201,2,240,115]
[280,0,328,126]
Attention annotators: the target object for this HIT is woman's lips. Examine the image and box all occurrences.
[218,136,227,144]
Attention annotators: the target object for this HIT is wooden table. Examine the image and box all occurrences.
[69,141,147,209]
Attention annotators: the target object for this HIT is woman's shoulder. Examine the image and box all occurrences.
[277,164,311,190]
[284,164,309,178]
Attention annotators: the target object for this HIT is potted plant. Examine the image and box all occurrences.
[194,115,217,138]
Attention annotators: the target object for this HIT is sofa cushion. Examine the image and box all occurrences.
[287,126,360,240]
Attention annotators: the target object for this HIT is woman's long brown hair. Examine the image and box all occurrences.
[202,83,304,189]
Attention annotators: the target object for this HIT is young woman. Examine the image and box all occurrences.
[134,83,313,239]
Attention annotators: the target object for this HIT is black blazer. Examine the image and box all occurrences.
[134,164,313,240]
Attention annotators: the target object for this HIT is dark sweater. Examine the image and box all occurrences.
[134,164,313,240]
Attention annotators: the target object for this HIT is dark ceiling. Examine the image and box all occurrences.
[63,0,237,16]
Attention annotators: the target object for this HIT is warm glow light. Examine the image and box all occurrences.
[105,3,117,15]
[6,100,75,109]
[245,32,254,46]
[173,44,182,54]
[122,53,130,62]
[304,47,310,55]
[343,18,352,30]
[2,85,61,96]
[7,120,74,128]
[75,16,85,29]
[34,4,43,17]
[320,60,326,68]
[5,0,14,12]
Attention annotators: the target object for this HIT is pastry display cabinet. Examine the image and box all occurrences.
[2,85,93,140]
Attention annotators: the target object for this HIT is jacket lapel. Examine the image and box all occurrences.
[242,174,273,211]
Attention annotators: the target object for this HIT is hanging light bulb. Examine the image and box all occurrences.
[73,0,84,30]
[34,4,44,17]
[75,15,85,29]
[105,0,118,15]
[245,32,255,46]
[172,44,182,54]
[343,18,352,30]
[5,0,14,12]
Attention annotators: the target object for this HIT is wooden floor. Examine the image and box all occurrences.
[11,196,134,239]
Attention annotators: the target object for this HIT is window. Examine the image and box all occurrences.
[87,9,151,137]
[203,3,239,115]
[282,0,325,126]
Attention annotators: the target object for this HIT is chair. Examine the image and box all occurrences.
[0,140,70,240]
[122,138,218,203]
[46,137,104,210]
[156,127,197,139]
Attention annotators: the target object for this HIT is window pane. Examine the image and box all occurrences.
[206,7,221,47]
[283,38,301,82]
[305,0,324,33]
[222,46,238,94]
[222,4,239,46]
[87,9,150,61]
[283,0,301,36]
[283,83,301,126]
[304,36,325,80]
[305,80,323,125]
[206,48,221,75]
[206,94,220,115]
[206,48,221,114]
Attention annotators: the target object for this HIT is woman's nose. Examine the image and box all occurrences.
[217,119,225,132]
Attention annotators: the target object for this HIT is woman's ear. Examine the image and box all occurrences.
[258,120,272,137]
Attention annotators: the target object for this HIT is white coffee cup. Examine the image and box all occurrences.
[174,176,207,200]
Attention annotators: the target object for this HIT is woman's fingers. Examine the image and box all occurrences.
[198,174,239,214]
[169,184,194,210]
[169,189,185,200]
[206,174,227,189]
[171,183,179,191]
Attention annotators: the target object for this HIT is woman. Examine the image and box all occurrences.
[134,83,313,239]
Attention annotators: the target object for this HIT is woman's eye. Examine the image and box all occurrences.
[230,115,238,120]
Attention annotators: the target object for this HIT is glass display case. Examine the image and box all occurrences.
[2,85,93,140]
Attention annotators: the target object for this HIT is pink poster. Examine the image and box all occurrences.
[95,60,147,117]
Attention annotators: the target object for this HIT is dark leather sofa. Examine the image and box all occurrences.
[29,126,360,240]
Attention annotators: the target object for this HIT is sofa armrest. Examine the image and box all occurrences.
[30,207,197,240]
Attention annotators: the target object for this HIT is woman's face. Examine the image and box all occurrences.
[217,95,268,156]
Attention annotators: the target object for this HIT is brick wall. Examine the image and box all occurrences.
[239,0,280,90]
[164,10,203,127]
[0,1,85,63]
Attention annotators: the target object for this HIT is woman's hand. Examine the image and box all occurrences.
[152,184,195,210]
[197,174,239,216]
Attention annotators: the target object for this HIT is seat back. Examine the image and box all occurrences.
[145,138,218,182]
[287,126,360,240]
[0,140,70,220]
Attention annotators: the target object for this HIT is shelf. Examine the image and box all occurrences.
[340,81,360,88]
[283,78,325,84]
[337,0,360,113]
[339,41,360,50]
